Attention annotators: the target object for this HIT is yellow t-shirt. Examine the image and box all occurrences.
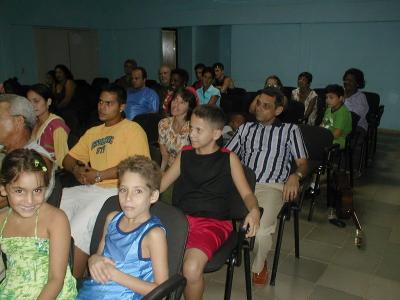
[69,119,150,187]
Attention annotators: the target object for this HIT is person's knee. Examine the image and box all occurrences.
[183,257,205,283]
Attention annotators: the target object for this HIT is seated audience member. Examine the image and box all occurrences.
[45,70,56,89]
[27,84,70,168]
[343,68,369,173]
[115,59,138,91]
[213,62,235,93]
[192,63,205,90]
[226,87,308,285]
[291,72,318,125]
[0,149,77,299]
[161,68,198,115]
[53,64,76,111]
[0,94,55,208]
[159,88,197,172]
[321,84,352,226]
[52,64,80,135]
[76,156,168,300]
[321,84,352,149]
[196,67,221,106]
[343,68,369,132]
[161,105,260,299]
[60,84,150,278]
[159,64,172,89]
[125,67,160,120]
[222,113,247,144]
[2,77,24,96]
[264,75,284,89]
[249,75,287,114]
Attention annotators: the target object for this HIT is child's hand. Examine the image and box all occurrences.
[243,208,260,238]
[88,254,116,284]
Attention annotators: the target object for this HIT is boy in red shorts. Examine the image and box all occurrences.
[161,105,260,300]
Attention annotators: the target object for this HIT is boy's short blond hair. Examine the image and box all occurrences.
[117,155,161,191]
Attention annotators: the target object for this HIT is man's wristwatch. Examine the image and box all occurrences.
[95,171,102,183]
[295,171,304,180]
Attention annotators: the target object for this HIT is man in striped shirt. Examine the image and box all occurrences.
[226,87,308,285]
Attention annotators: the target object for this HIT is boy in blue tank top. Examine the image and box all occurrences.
[77,156,168,300]
[161,105,261,300]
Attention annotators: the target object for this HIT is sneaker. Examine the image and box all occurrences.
[252,261,268,285]
[328,207,336,220]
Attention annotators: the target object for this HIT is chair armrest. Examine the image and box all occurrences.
[277,202,291,219]
[324,143,340,154]
[324,144,340,167]
[142,274,187,300]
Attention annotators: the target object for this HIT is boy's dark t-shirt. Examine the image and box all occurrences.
[172,146,233,220]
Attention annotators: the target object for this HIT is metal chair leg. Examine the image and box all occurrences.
[364,133,369,168]
[308,195,316,221]
[294,209,300,258]
[244,248,252,300]
[348,149,354,187]
[224,258,235,300]
[270,213,287,286]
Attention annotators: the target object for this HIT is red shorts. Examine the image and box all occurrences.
[186,215,233,260]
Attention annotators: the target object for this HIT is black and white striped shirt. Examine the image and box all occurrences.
[226,120,308,184]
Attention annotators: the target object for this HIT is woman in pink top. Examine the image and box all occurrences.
[27,84,70,167]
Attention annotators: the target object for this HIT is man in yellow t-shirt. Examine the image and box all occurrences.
[60,84,150,278]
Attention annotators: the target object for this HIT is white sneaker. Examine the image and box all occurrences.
[328,207,336,220]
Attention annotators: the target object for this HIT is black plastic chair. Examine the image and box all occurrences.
[270,180,312,286]
[269,125,338,286]
[298,125,338,221]
[279,100,305,124]
[46,173,63,208]
[364,92,382,164]
[133,113,163,145]
[202,166,259,300]
[220,88,247,114]
[89,196,188,300]
[313,88,327,126]
[337,112,360,187]
[149,144,162,167]
[242,91,258,114]
[282,86,296,101]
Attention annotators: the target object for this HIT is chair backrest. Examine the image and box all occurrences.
[378,105,385,123]
[150,201,188,276]
[133,113,163,145]
[90,195,121,255]
[229,166,256,220]
[282,86,295,100]
[298,125,334,162]
[91,77,110,91]
[227,87,246,96]
[363,92,380,115]
[279,100,305,124]
[220,93,246,114]
[242,91,258,113]
[313,88,327,126]
[150,144,162,166]
[46,173,62,208]
[350,111,361,133]
[90,195,188,277]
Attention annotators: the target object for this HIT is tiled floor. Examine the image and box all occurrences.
[203,134,400,299]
